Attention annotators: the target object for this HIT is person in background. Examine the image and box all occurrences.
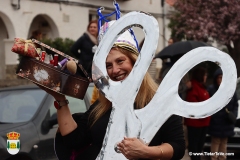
[207,68,238,160]
[167,38,175,45]
[29,30,42,40]
[185,67,210,160]
[71,20,98,77]
[179,73,191,100]
[29,30,43,49]
[168,38,174,45]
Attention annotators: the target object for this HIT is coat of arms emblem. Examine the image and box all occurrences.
[6,131,20,155]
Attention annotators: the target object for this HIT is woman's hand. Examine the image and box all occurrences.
[117,137,147,159]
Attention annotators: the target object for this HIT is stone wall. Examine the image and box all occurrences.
[0,65,33,88]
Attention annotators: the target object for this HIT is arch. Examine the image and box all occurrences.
[0,17,8,57]
[0,12,16,79]
[0,11,15,39]
[28,14,59,40]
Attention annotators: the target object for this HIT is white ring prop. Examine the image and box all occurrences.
[92,11,237,160]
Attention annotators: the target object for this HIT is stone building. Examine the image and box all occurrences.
[0,0,173,87]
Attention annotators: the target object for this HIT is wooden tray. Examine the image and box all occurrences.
[16,57,89,99]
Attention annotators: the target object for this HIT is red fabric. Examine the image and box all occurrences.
[11,38,39,58]
[184,80,211,127]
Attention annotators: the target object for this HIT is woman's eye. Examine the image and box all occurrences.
[117,60,124,64]
[106,65,112,69]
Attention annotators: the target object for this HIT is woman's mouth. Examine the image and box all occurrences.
[115,74,126,81]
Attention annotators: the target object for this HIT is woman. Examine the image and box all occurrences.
[184,67,211,160]
[70,20,98,76]
[42,22,185,159]
[207,68,238,160]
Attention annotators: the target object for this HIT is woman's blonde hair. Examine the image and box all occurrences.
[89,47,158,126]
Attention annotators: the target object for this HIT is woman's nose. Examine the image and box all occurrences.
[112,65,120,75]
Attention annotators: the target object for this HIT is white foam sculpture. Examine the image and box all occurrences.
[92,11,237,160]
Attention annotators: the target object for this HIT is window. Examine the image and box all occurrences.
[0,89,45,123]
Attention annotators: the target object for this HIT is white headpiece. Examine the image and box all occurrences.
[98,20,139,55]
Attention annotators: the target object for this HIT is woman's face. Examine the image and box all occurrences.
[106,49,133,81]
[168,38,173,45]
[88,23,98,37]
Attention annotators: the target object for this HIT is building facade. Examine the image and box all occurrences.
[0,0,173,79]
